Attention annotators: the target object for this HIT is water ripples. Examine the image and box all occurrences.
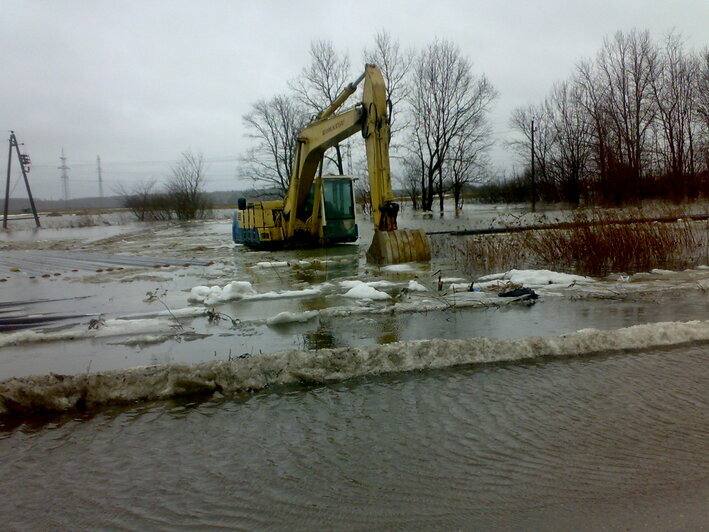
[1,345,707,529]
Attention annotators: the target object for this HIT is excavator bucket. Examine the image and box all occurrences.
[366,229,431,265]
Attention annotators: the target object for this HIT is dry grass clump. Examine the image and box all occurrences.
[523,209,703,276]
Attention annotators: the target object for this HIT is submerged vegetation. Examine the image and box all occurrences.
[439,207,706,277]
[524,210,702,276]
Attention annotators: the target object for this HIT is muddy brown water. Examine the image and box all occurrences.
[1,343,707,529]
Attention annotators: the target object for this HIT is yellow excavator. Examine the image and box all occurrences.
[232,64,430,264]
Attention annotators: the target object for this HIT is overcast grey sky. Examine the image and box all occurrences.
[2,0,707,200]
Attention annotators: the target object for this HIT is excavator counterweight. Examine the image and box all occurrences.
[233,64,430,265]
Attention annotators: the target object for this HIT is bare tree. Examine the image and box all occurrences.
[118,180,161,221]
[547,80,594,204]
[290,40,351,174]
[240,95,308,196]
[166,151,212,220]
[363,30,414,141]
[508,29,706,205]
[407,39,497,212]
[509,103,555,200]
[698,48,709,130]
[399,156,422,210]
[697,49,709,177]
[446,127,492,213]
[596,30,659,200]
[649,33,704,198]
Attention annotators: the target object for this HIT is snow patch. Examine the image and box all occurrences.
[342,282,391,300]
[340,279,397,289]
[189,282,323,305]
[254,261,289,268]
[266,310,319,326]
[188,281,257,305]
[0,318,169,348]
[382,263,419,273]
[497,269,593,287]
[477,272,505,282]
[449,283,479,292]
[249,287,322,300]
[407,280,427,292]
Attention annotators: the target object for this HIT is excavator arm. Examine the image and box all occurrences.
[284,65,398,234]
[283,106,363,235]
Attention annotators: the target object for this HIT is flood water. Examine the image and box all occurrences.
[1,205,707,528]
[1,343,707,529]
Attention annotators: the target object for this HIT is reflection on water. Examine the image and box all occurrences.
[303,326,339,350]
[1,345,706,529]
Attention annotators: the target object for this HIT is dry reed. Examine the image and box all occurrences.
[439,207,706,277]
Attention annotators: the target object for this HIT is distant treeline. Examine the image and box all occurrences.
[508,30,708,205]
[1,189,258,215]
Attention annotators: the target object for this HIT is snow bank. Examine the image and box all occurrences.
[2,320,706,415]
[342,282,391,300]
[266,310,319,326]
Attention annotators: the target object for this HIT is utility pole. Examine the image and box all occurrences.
[3,131,40,229]
[530,118,536,213]
[59,148,70,210]
[97,155,104,212]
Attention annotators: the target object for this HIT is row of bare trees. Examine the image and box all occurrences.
[510,30,708,205]
[240,32,497,212]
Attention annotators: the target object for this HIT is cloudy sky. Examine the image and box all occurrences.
[2,0,707,200]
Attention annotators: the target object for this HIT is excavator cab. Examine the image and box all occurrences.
[233,175,358,248]
[321,176,358,244]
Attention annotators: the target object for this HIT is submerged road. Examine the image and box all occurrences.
[1,343,706,529]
